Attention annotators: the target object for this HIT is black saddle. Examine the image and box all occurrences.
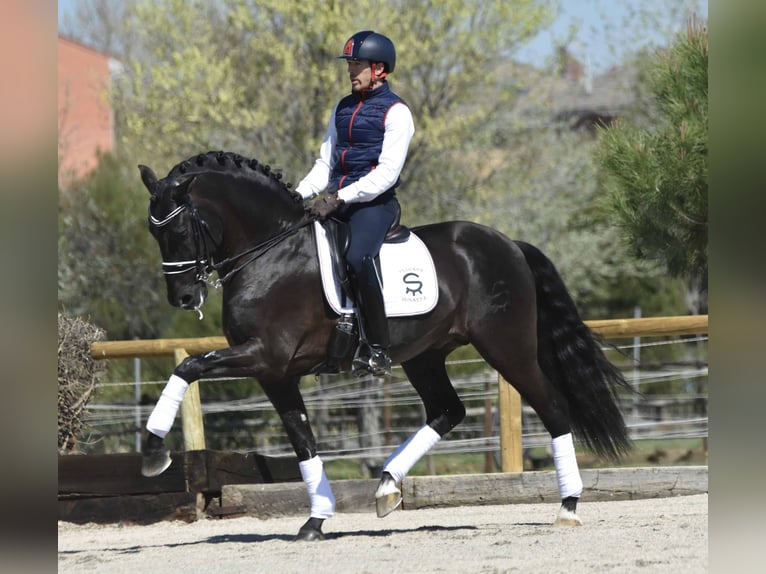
[383,204,410,243]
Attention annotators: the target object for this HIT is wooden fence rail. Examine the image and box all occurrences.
[90,316,708,359]
[90,315,708,472]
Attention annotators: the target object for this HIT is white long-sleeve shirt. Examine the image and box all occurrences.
[295,101,415,204]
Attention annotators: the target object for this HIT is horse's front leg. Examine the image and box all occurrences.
[262,380,335,541]
[141,344,335,541]
[141,342,269,477]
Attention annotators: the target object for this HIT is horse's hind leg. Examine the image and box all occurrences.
[262,379,335,541]
[503,368,583,525]
[471,333,583,526]
[375,350,466,517]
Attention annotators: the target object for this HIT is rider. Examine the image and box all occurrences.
[296,30,415,376]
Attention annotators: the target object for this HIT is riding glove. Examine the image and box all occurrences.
[310,193,344,220]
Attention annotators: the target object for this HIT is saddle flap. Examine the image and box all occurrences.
[322,219,352,301]
[314,221,438,317]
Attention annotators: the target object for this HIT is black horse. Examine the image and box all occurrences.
[138,151,631,540]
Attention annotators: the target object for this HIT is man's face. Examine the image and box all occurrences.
[347,59,384,92]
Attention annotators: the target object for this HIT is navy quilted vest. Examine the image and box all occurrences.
[330,82,406,193]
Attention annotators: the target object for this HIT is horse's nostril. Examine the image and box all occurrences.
[180,294,194,307]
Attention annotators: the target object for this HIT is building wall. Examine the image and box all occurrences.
[58,36,114,188]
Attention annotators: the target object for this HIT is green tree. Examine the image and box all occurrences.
[60,1,702,339]
[595,18,707,313]
[58,1,705,454]
[58,152,170,340]
[110,0,554,209]
[479,124,675,319]
[63,0,702,324]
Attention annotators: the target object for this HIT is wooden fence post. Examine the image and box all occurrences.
[174,348,206,451]
[484,378,494,473]
[498,376,523,472]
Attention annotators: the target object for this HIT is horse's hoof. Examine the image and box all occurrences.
[141,450,172,477]
[295,528,325,541]
[553,506,583,527]
[294,517,325,541]
[375,472,402,518]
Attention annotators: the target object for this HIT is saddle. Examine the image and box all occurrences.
[324,203,410,302]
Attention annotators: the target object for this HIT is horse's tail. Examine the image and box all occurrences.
[514,240,633,459]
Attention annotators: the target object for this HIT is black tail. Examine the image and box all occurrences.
[515,241,633,459]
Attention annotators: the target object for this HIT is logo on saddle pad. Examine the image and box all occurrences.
[314,222,438,317]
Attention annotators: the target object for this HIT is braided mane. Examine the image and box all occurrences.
[167,151,294,194]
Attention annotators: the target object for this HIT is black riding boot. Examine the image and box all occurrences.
[352,256,392,377]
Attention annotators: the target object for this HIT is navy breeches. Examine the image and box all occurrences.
[336,194,399,274]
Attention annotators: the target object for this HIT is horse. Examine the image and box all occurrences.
[138,150,632,540]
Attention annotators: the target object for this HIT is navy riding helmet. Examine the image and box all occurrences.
[337,30,396,73]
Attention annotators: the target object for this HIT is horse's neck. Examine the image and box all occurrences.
[194,187,306,277]
[220,217,319,301]
[198,177,302,240]
[235,200,303,243]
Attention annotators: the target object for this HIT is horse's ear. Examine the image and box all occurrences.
[138,165,158,194]
[169,174,197,202]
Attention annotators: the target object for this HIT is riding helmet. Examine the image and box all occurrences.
[337,30,396,73]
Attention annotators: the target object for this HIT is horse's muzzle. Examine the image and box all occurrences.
[167,282,207,312]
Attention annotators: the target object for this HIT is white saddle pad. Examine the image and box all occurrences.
[314,221,438,317]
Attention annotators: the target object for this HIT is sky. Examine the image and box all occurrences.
[514,0,708,73]
[58,0,708,74]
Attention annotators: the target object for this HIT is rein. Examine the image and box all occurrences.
[211,216,315,287]
[151,199,315,289]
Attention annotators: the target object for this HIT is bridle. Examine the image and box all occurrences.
[149,196,314,291]
[149,199,216,288]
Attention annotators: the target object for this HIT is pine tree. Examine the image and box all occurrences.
[596,17,707,312]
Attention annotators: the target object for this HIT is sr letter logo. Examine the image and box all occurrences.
[403,272,423,296]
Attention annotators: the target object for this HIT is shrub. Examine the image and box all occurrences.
[58,314,107,453]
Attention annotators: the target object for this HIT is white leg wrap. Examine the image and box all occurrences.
[146,374,189,438]
[299,456,335,519]
[552,433,583,499]
[383,424,442,484]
